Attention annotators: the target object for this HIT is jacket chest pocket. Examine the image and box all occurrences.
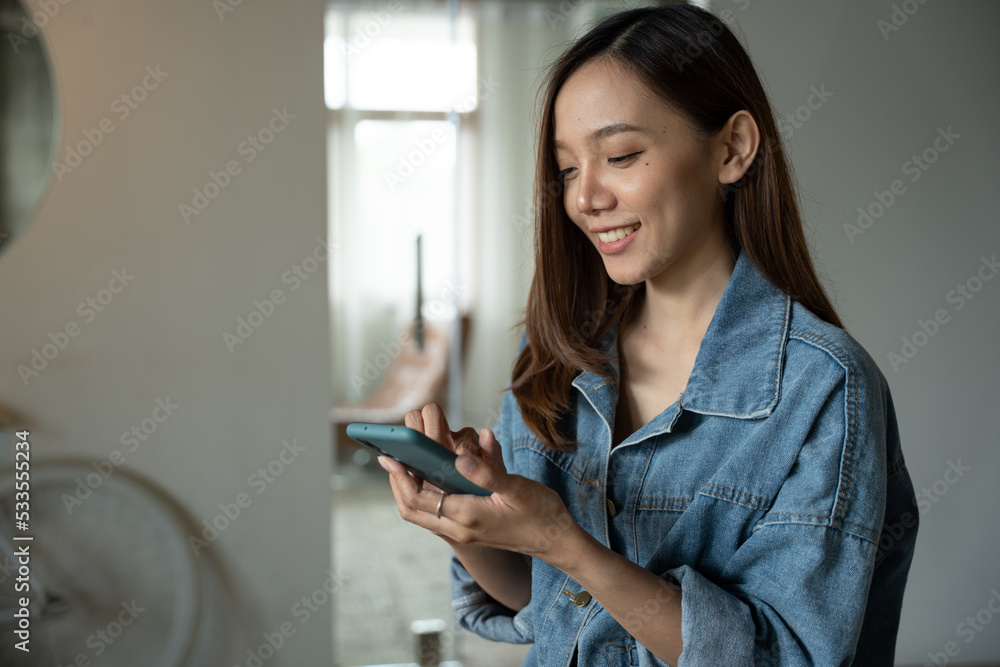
[604,638,639,667]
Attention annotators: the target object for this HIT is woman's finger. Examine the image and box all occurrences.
[404,408,425,434]
[380,456,419,498]
[381,456,453,518]
[478,427,504,469]
[452,426,482,457]
[421,404,450,445]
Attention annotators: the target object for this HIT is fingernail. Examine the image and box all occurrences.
[377,456,387,470]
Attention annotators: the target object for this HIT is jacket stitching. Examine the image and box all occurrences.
[763,511,872,532]
[629,443,657,558]
[513,439,584,482]
[703,483,771,505]
[538,572,571,657]
[788,329,858,523]
[604,639,635,666]
[591,378,615,391]
[635,502,689,511]
[700,489,772,510]
[753,517,878,544]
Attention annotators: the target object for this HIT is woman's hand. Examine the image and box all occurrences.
[380,403,582,564]
[397,403,505,491]
[381,405,682,660]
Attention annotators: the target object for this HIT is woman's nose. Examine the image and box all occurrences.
[574,167,616,215]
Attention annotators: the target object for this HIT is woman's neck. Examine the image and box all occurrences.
[632,234,736,346]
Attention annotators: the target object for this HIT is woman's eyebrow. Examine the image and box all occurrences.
[554,122,647,151]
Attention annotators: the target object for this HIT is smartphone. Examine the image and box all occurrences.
[345,422,491,496]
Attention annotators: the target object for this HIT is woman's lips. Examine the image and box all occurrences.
[597,223,639,254]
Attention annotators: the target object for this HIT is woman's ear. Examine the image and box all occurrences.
[716,110,761,185]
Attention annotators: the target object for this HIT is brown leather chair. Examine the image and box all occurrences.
[331,316,470,463]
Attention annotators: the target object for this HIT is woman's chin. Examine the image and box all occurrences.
[604,265,647,287]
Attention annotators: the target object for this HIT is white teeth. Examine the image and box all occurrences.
[597,224,637,243]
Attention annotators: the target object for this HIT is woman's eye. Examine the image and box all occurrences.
[557,167,576,181]
[608,151,643,165]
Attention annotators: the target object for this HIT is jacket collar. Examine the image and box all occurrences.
[571,251,791,429]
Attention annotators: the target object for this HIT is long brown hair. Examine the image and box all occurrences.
[511,4,843,451]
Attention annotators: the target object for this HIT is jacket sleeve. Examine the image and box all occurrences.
[450,554,534,644]
[667,343,911,666]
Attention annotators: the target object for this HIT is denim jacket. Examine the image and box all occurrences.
[450,252,918,666]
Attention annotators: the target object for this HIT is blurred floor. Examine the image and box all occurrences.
[332,457,530,667]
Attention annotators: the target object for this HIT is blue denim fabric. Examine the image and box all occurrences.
[451,252,918,666]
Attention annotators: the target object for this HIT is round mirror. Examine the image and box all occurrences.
[0,0,58,257]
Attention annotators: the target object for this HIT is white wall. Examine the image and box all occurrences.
[0,0,333,664]
[712,1,1000,662]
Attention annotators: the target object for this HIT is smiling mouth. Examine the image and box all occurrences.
[596,224,639,243]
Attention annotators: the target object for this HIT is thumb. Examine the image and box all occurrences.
[455,452,512,495]
[478,427,506,471]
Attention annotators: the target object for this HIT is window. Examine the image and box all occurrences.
[326,2,479,406]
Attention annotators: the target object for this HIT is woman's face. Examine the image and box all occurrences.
[553,59,729,286]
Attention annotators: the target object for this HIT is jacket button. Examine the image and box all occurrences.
[606,498,617,517]
[562,588,592,607]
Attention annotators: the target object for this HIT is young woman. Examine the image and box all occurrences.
[380,5,918,665]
